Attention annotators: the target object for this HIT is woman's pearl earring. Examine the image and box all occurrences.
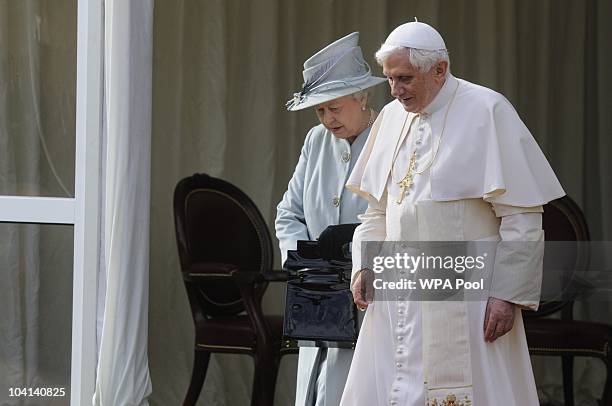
[361,106,366,111]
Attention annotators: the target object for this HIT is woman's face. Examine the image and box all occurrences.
[314,94,367,141]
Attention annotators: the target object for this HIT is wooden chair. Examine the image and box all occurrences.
[523,195,612,406]
[173,173,294,406]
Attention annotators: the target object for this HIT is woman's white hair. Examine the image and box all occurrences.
[375,45,450,73]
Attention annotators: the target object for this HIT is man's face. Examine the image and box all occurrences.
[382,51,447,113]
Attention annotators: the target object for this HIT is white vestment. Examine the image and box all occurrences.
[340,74,565,405]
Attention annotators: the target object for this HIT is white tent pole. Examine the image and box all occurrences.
[72,0,103,404]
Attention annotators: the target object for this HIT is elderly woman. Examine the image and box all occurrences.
[276,32,386,406]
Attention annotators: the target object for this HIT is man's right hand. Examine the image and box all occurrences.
[352,268,375,311]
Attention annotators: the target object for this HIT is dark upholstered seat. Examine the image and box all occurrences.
[174,173,295,406]
[524,196,612,406]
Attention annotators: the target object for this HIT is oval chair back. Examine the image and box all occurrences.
[173,173,273,316]
[527,195,590,318]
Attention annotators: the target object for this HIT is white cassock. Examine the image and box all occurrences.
[339,74,565,406]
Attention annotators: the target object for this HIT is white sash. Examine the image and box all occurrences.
[416,199,500,405]
[423,301,473,406]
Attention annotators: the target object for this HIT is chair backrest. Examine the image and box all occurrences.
[173,173,273,316]
[529,195,590,317]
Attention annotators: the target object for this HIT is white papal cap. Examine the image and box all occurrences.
[379,20,446,52]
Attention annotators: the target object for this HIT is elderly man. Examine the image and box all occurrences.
[339,21,565,406]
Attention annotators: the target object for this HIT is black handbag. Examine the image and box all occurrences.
[282,226,360,349]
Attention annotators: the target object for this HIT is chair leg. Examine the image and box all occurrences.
[561,355,574,406]
[603,359,612,406]
[251,351,281,406]
[183,350,211,406]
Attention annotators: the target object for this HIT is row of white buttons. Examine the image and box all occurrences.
[390,300,409,405]
[416,115,427,146]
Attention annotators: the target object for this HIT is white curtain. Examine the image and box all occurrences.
[0,0,155,404]
[93,0,154,405]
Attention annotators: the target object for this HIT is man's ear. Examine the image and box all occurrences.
[435,61,448,78]
[431,61,448,84]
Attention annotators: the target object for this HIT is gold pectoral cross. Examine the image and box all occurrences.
[396,151,418,204]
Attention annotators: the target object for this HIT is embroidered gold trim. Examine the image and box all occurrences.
[427,394,472,406]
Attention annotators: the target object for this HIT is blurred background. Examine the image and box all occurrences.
[1,0,610,405]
